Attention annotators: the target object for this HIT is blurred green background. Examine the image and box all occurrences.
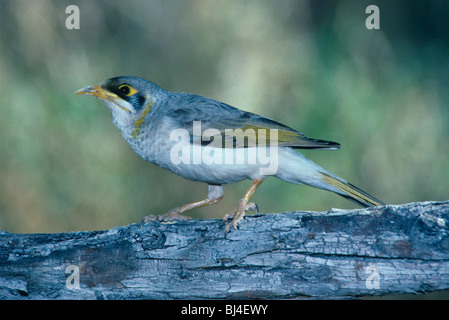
[0,0,448,234]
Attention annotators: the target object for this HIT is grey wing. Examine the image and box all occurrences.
[165,93,340,150]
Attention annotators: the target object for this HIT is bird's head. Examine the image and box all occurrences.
[76,76,164,128]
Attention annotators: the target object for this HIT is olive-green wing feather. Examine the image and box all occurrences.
[165,92,340,150]
[212,116,340,149]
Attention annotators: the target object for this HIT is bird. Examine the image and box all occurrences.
[76,76,384,232]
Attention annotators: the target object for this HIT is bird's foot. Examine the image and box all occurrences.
[223,201,258,233]
[142,208,191,224]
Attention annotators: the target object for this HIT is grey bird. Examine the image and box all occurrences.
[76,76,384,232]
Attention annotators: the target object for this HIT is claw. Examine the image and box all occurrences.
[223,178,264,234]
[223,201,259,234]
[245,202,259,214]
[222,212,234,223]
[142,209,191,224]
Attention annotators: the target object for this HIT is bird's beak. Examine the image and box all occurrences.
[75,85,131,113]
[75,85,117,99]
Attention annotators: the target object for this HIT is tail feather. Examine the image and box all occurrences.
[320,172,384,207]
[274,148,384,207]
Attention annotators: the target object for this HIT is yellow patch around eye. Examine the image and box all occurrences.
[119,84,138,97]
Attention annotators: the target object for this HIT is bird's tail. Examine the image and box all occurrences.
[320,172,384,207]
[275,148,384,207]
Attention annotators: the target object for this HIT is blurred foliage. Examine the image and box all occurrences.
[0,0,448,233]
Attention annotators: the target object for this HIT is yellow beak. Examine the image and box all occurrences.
[75,85,115,99]
[75,85,131,113]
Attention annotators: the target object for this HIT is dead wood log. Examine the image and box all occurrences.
[0,201,448,299]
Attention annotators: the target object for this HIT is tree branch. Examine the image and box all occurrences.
[1,201,448,299]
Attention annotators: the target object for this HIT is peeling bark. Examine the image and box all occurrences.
[0,201,448,299]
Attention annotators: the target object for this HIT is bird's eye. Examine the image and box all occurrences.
[118,84,138,97]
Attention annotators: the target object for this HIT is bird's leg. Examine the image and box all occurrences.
[142,185,224,223]
[224,178,263,232]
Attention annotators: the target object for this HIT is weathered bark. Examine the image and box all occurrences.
[0,201,448,299]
